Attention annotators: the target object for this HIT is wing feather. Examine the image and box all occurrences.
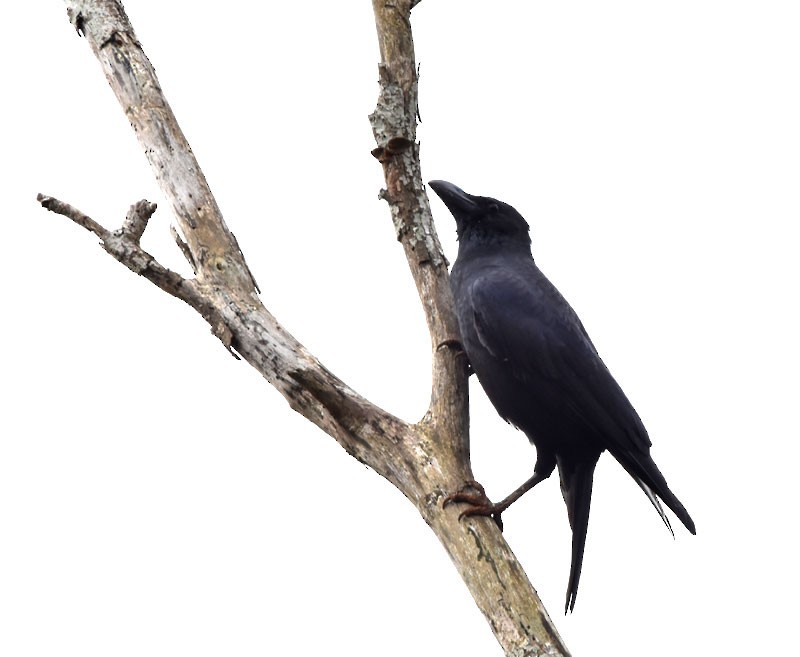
[468,270,652,455]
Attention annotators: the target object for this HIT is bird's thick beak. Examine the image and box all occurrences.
[428,180,478,216]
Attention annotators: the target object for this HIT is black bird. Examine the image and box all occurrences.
[428,180,695,612]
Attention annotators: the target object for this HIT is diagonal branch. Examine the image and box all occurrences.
[36,190,407,486]
[65,0,255,296]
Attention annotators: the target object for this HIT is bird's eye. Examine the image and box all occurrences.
[486,202,500,215]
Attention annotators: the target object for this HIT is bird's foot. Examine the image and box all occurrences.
[435,339,473,375]
[437,337,464,353]
[443,480,504,531]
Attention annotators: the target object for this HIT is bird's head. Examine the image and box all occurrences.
[428,180,531,252]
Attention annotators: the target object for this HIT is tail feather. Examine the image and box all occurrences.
[557,456,599,613]
[622,452,696,535]
[654,483,696,535]
[633,477,674,535]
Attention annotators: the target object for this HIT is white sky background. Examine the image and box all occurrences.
[2,1,799,655]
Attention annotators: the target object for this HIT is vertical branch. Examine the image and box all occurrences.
[369,0,468,442]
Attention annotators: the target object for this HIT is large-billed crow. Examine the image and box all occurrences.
[428,180,695,612]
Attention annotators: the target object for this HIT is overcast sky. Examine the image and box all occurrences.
[3,2,799,656]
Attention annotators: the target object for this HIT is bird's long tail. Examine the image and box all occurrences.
[557,456,599,613]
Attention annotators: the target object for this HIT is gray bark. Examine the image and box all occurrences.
[39,1,570,655]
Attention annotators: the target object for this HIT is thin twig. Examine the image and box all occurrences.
[37,192,237,357]
[170,224,197,273]
[37,194,109,239]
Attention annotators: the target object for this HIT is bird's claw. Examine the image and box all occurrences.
[443,479,486,504]
[436,338,467,356]
[436,339,473,375]
[443,480,504,531]
[436,338,464,352]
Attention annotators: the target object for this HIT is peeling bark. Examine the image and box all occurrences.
[39,1,571,655]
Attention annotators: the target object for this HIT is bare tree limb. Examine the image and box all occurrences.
[39,1,572,655]
[65,0,254,297]
[369,0,465,430]
[37,193,238,356]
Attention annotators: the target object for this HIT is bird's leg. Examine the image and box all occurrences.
[494,470,550,511]
[444,470,552,531]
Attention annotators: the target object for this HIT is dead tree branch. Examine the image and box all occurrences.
[39,1,570,655]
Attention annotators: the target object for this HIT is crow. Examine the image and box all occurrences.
[428,180,695,612]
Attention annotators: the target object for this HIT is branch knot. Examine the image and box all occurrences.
[371,136,414,163]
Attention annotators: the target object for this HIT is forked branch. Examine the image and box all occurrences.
[39,1,570,655]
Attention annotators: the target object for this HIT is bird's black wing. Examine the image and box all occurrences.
[468,269,650,452]
[467,269,695,534]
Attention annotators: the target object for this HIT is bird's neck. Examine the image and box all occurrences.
[457,236,533,262]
